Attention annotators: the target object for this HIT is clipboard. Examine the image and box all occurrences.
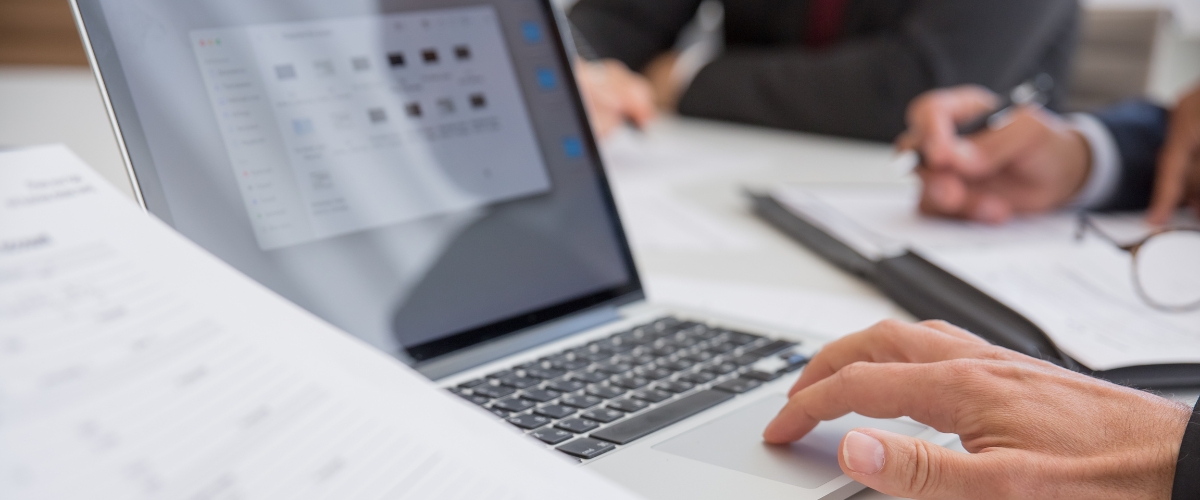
[749,191,1200,389]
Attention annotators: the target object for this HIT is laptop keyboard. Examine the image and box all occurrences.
[447,317,810,461]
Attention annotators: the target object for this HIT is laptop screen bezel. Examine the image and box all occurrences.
[70,0,645,364]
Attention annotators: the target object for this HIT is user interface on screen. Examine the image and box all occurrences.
[82,0,637,362]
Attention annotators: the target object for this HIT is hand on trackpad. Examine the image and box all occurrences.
[652,395,927,489]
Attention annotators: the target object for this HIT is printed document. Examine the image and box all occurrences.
[772,184,1200,370]
[0,145,638,500]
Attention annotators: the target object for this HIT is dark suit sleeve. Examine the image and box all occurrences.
[1173,399,1200,499]
[678,0,1079,141]
[567,0,704,71]
[1093,101,1169,211]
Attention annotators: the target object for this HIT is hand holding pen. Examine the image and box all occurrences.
[891,77,1096,224]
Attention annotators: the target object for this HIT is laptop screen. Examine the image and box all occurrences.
[74,0,640,363]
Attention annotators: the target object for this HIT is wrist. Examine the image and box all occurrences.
[1063,130,1092,204]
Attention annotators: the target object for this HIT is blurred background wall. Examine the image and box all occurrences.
[1,0,1197,108]
[0,0,88,65]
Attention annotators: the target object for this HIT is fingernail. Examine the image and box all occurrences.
[843,431,885,475]
[974,198,1007,223]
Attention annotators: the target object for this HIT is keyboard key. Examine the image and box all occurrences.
[609,374,650,390]
[682,325,718,340]
[498,375,541,389]
[680,371,717,384]
[682,350,716,363]
[508,413,551,430]
[454,391,491,406]
[591,390,736,445]
[617,331,655,346]
[559,358,592,370]
[493,397,536,412]
[556,437,615,460]
[650,344,680,357]
[587,385,626,399]
[486,369,514,379]
[723,330,764,346]
[733,354,762,366]
[535,404,577,419]
[457,378,486,389]
[742,370,780,382]
[516,360,547,371]
[530,428,574,445]
[489,408,512,418]
[472,384,516,399]
[545,379,586,392]
[596,337,634,353]
[713,377,762,394]
[657,359,694,372]
[526,367,567,380]
[622,329,658,346]
[580,408,625,423]
[630,353,657,366]
[520,388,561,403]
[595,361,633,375]
[570,370,609,383]
[669,336,701,349]
[703,362,740,375]
[574,345,613,361]
[556,418,600,434]
[559,394,602,409]
[652,317,684,331]
[636,366,674,380]
[632,389,672,403]
[607,398,650,413]
[743,340,796,360]
[654,380,695,393]
[708,342,738,354]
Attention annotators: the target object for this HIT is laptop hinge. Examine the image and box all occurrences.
[416,292,644,381]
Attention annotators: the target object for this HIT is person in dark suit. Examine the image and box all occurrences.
[897,83,1200,224]
[568,0,1081,141]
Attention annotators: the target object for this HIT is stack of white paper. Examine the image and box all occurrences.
[0,146,641,500]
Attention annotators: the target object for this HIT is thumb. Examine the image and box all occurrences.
[840,429,990,500]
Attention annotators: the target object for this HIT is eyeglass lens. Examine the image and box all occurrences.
[1134,230,1200,310]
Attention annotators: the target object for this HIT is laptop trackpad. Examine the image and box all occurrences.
[652,394,927,489]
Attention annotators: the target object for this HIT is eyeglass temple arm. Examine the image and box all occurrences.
[1075,213,1131,250]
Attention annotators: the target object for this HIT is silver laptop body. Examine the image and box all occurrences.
[71,0,940,497]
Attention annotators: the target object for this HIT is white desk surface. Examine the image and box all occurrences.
[3,66,1195,500]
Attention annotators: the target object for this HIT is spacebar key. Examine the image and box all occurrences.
[591,390,735,445]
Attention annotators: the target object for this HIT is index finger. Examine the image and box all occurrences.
[788,320,1010,398]
[764,360,976,444]
[905,87,998,171]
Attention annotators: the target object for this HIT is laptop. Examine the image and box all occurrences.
[71,0,942,498]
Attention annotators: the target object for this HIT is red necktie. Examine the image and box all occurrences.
[806,0,849,48]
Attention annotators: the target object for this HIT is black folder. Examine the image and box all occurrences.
[750,191,1200,389]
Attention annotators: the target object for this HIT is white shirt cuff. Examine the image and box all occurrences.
[1066,113,1123,210]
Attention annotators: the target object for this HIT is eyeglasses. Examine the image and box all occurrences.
[1076,214,1200,312]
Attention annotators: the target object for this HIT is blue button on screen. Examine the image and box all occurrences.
[521,21,543,44]
[563,137,584,159]
[536,67,557,90]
